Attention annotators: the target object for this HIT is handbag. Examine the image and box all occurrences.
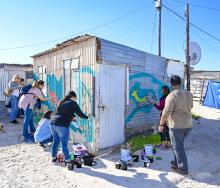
[4,88,12,97]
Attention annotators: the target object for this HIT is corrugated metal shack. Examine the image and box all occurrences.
[191,70,220,103]
[32,34,184,154]
[0,63,33,113]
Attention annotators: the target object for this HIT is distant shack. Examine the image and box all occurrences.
[0,63,33,113]
[191,70,220,103]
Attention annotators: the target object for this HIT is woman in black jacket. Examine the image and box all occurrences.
[50,91,88,164]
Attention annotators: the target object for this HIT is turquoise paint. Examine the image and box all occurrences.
[34,67,95,143]
[46,74,63,111]
[70,66,95,143]
[126,72,166,123]
[80,66,96,77]
[33,73,38,81]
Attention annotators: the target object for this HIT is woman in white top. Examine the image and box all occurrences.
[34,111,53,148]
[8,74,21,124]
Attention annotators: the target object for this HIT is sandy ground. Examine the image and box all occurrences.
[0,102,220,188]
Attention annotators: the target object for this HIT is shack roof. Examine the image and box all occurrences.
[31,34,95,58]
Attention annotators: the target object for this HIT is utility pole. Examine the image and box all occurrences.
[185,3,190,91]
[155,0,162,56]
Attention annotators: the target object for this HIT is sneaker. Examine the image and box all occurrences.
[171,160,178,169]
[10,120,18,124]
[29,132,35,136]
[24,138,34,142]
[172,167,188,175]
[52,157,57,164]
[39,142,47,148]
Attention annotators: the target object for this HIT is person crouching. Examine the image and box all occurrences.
[34,111,53,148]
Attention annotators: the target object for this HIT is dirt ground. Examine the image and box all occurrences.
[0,102,220,188]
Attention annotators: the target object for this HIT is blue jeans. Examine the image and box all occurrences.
[41,135,53,144]
[169,128,191,173]
[51,125,70,160]
[23,107,36,139]
[10,95,19,121]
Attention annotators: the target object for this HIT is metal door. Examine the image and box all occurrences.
[98,64,126,149]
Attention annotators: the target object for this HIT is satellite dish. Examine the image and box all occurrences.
[189,41,201,65]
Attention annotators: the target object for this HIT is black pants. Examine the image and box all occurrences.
[159,124,170,142]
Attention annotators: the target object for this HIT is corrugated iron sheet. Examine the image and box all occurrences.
[33,37,98,154]
[0,69,9,101]
[99,39,170,127]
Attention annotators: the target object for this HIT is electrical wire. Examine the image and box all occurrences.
[169,0,220,12]
[122,17,146,43]
[0,1,153,51]
[162,4,220,42]
[191,27,220,55]
[122,7,152,44]
[164,1,220,55]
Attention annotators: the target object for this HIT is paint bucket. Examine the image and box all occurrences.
[76,163,82,168]
[144,161,150,167]
[147,156,154,163]
[83,156,97,166]
[121,148,130,158]
[120,148,132,161]
[121,162,128,170]
[145,144,153,157]
[115,162,121,169]
[132,155,139,162]
[66,162,74,170]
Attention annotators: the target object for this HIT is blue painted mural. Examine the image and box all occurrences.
[126,72,166,123]
[46,74,63,111]
[34,67,95,143]
[70,66,96,143]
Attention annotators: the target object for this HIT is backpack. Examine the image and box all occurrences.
[20,84,32,95]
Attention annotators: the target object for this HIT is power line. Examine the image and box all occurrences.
[120,5,152,42]
[191,27,220,55]
[169,0,220,12]
[164,0,185,29]
[162,4,220,42]
[122,15,147,43]
[0,2,153,51]
[164,1,220,55]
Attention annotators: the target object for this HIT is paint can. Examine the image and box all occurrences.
[145,144,153,157]
[67,162,74,170]
[147,156,154,163]
[144,161,150,167]
[120,148,132,161]
[121,148,130,158]
[121,162,128,170]
[132,155,139,162]
[115,161,121,169]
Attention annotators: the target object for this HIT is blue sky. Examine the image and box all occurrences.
[0,0,219,70]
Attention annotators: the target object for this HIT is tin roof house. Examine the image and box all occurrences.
[32,34,184,154]
[0,63,33,113]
